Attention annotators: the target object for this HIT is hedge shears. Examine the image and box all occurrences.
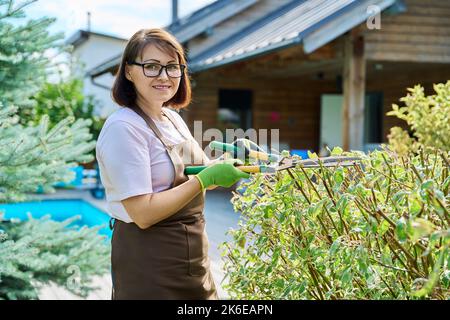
[184,140,361,175]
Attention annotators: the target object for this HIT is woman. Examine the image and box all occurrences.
[96,28,249,300]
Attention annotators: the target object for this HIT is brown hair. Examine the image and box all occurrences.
[111,28,191,110]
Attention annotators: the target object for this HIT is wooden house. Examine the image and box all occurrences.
[88,0,450,153]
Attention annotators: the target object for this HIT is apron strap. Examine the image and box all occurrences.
[162,108,207,166]
[109,217,116,230]
[132,106,191,151]
[161,108,191,141]
[131,106,203,186]
[132,106,174,150]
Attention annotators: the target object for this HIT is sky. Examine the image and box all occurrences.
[21,0,216,40]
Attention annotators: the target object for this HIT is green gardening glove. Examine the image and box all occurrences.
[195,160,250,190]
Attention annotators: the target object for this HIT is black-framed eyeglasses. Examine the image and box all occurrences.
[129,62,186,78]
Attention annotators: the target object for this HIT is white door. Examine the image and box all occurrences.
[320,94,343,150]
[320,94,382,152]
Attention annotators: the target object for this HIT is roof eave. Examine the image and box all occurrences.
[65,30,89,47]
[66,30,127,48]
[190,36,303,73]
[303,0,399,54]
[87,55,122,78]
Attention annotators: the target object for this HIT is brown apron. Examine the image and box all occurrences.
[110,107,217,300]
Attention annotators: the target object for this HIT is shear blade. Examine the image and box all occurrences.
[275,158,361,171]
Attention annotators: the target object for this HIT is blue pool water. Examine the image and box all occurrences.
[0,199,112,238]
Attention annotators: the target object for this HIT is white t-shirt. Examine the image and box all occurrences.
[96,106,204,223]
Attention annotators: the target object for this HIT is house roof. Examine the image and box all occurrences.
[66,30,127,48]
[166,0,258,43]
[189,0,401,72]
[88,0,403,78]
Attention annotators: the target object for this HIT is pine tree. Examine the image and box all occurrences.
[0,215,110,300]
[0,105,95,202]
[0,0,109,299]
[0,0,96,200]
[0,0,65,108]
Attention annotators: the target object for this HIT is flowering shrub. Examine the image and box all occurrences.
[388,81,450,154]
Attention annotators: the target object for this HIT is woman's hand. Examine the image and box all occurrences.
[195,159,249,191]
[202,158,245,190]
[200,151,246,190]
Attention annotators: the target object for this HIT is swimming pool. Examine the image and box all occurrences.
[0,199,112,238]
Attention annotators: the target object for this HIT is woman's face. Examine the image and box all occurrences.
[126,43,182,106]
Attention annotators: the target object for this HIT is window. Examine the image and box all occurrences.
[218,89,252,131]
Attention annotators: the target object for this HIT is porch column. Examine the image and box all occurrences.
[342,30,366,151]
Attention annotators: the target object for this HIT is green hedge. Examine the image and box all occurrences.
[222,147,449,299]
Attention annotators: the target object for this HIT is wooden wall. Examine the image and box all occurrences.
[365,0,450,63]
[366,62,450,140]
[184,70,337,153]
[184,43,340,153]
